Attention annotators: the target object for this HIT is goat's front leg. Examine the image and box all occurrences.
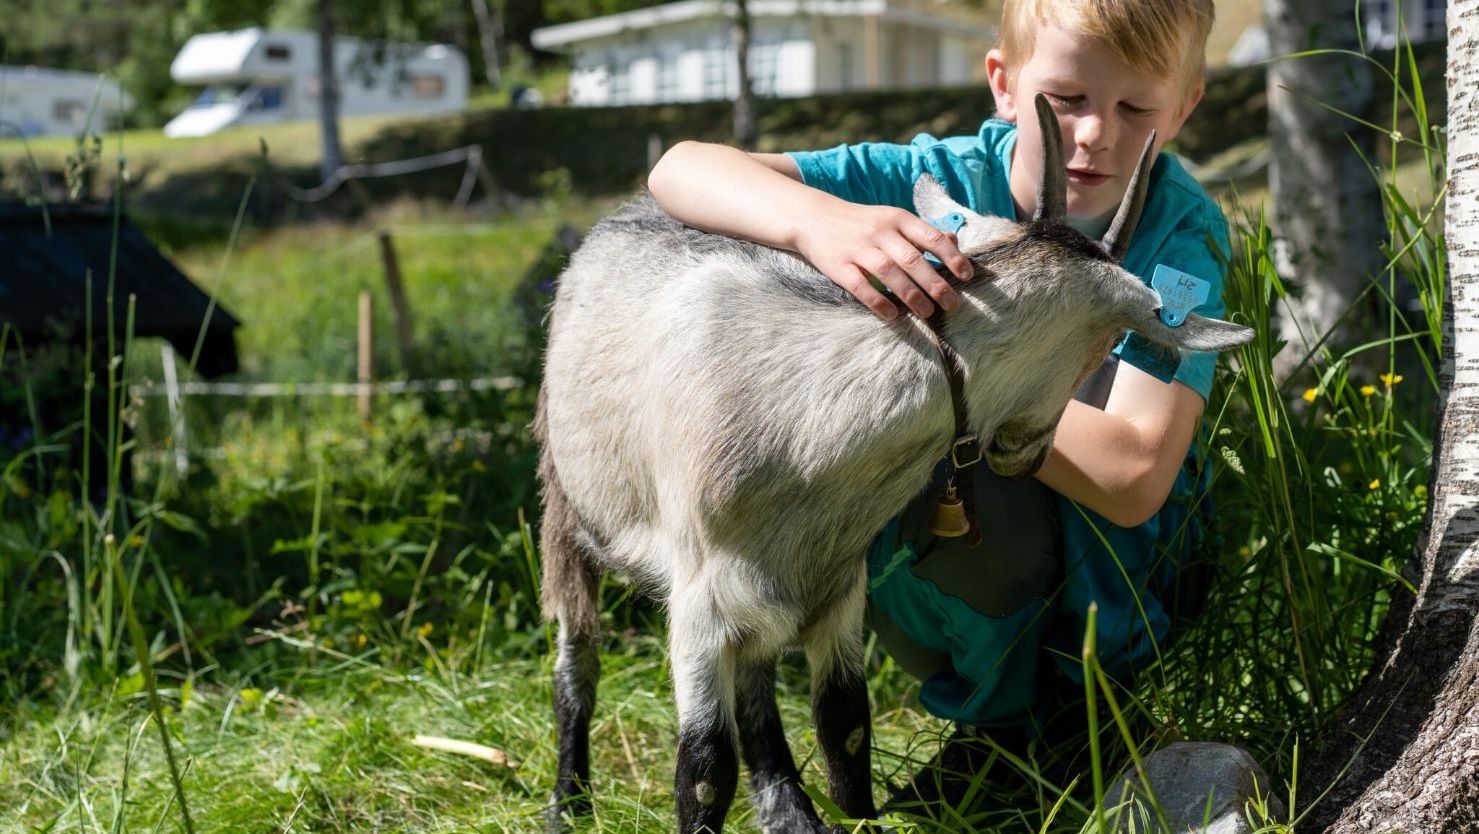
[735,658,831,834]
[670,596,741,833]
[986,420,1057,477]
[803,573,877,822]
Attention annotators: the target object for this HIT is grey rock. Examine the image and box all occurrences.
[1102,742,1288,833]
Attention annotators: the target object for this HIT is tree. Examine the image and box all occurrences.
[730,0,756,151]
[469,0,502,91]
[1264,0,1383,377]
[316,0,346,181]
[1301,7,1479,831]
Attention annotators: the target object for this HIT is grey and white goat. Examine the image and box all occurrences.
[535,95,1253,833]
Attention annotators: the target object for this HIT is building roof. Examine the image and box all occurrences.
[0,203,241,378]
[532,0,992,50]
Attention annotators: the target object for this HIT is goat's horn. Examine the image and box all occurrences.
[1032,93,1066,222]
[1099,129,1157,262]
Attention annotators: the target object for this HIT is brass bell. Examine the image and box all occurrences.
[927,482,971,538]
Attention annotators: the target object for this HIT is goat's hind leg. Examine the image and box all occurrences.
[670,593,742,833]
[803,573,877,822]
[539,461,603,831]
[735,658,831,834]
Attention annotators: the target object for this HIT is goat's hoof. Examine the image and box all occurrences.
[545,790,592,833]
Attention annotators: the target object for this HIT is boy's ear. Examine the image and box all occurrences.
[986,49,1017,122]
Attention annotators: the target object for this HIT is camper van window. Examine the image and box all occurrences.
[265,44,292,61]
[192,85,244,108]
[410,74,445,98]
[247,86,284,111]
[52,100,87,124]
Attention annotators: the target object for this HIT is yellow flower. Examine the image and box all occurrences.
[1360,385,1376,397]
[417,622,434,639]
[355,633,368,648]
[1380,372,1404,387]
[1302,388,1318,403]
[1369,478,1381,490]
[129,534,146,548]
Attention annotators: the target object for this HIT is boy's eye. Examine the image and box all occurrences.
[1044,92,1082,106]
[1121,103,1155,116]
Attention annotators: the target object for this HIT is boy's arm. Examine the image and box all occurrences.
[647,140,973,319]
[1035,370,1206,528]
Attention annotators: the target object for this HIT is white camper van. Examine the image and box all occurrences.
[0,66,132,138]
[164,28,469,138]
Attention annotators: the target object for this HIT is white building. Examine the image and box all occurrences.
[1227,0,1447,66]
[1363,0,1447,47]
[531,0,994,106]
[0,66,132,138]
[164,28,469,137]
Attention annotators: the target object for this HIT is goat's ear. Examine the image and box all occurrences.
[912,174,964,221]
[1134,311,1255,352]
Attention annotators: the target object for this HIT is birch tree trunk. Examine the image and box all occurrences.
[317,0,346,182]
[1264,0,1382,377]
[1304,5,1479,830]
[730,0,757,151]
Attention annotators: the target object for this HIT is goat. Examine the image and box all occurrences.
[535,94,1253,833]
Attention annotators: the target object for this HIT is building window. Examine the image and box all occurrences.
[52,99,87,124]
[703,47,727,98]
[1421,0,1447,40]
[657,51,681,101]
[748,41,779,96]
[837,41,853,91]
[410,74,445,98]
[610,58,631,104]
[265,44,292,61]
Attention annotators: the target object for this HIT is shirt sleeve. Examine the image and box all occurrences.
[786,142,925,211]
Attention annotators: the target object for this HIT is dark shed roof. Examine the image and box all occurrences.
[0,202,240,378]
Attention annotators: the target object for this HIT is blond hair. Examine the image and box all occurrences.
[997,0,1214,99]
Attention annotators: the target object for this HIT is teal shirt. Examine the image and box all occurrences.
[788,119,1230,727]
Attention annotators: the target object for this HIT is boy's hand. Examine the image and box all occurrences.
[794,202,975,320]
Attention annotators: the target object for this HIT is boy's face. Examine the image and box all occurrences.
[987,23,1203,227]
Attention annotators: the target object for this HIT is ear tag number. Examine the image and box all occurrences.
[1151,264,1210,327]
[923,212,966,267]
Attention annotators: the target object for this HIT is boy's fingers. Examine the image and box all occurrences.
[835,265,900,321]
[859,249,935,318]
[880,238,959,312]
[907,222,973,281]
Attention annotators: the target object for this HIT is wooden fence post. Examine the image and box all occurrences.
[358,291,373,427]
[377,230,416,372]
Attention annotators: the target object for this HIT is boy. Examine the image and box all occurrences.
[649,0,1223,814]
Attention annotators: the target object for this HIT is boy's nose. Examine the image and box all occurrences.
[1072,112,1113,153]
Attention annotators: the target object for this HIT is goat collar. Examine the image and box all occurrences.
[921,308,983,547]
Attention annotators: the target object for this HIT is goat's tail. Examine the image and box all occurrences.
[534,385,602,639]
[535,385,603,823]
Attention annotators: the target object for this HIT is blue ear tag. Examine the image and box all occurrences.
[1119,265,1211,384]
[1151,264,1210,327]
[922,212,966,267]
